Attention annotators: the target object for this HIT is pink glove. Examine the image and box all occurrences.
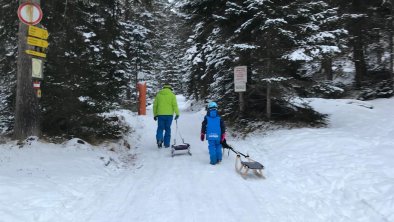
[221,133,226,142]
[200,133,205,141]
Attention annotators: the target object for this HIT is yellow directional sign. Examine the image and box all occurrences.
[25,50,46,58]
[27,36,49,48]
[28,26,49,39]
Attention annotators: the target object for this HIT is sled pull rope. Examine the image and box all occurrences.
[223,141,248,158]
[227,146,249,159]
[174,120,185,145]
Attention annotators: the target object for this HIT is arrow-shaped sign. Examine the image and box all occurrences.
[29,26,49,40]
[27,36,48,48]
[25,50,46,58]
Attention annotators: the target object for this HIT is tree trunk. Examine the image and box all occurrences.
[14,0,41,140]
[390,22,393,78]
[322,57,333,81]
[390,0,394,80]
[352,24,367,88]
[375,28,383,66]
[265,42,273,119]
[350,0,367,88]
[266,83,271,119]
[124,0,131,20]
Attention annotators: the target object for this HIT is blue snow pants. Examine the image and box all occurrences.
[156,115,173,147]
[208,140,222,165]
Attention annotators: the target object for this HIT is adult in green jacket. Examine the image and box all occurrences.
[153,84,179,148]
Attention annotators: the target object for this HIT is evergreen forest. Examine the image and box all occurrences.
[1,0,393,142]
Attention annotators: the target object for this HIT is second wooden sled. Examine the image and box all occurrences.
[171,120,192,157]
[171,143,192,157]
[235,155,265,179]
[222,139,265,179]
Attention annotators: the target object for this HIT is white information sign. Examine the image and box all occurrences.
[234,66,247,92]
[234,82,246,92]
[137,72,145,80]
[234,66,247,83]
[32,58,43,79]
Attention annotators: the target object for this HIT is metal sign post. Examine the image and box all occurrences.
[234,66,247,115]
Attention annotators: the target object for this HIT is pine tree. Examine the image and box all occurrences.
[330,0,385,87]
[153,1,187,94]
[180,0,343,123]
[39,0,154,141]
[0,1,18,133]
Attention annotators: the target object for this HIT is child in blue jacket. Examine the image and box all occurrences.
[200,102,226,165]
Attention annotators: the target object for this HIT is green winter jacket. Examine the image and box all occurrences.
[153,88,179,117]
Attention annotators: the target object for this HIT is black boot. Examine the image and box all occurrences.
[157,140,163,148]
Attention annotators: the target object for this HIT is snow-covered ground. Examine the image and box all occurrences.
[1,96,393,222]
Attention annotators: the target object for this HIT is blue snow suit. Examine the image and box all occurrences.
[156,115,173,147]
[201,109,226,165]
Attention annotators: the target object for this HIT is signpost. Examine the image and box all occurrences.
[234,66,247,83]
[26,26,48,58]
[27,36,49,48]
[234,66,247,115]
[33,80,42,98]
[17,3,43,25]
[36,89,42,98]
[234,83,246,92]
[26,49,46,58]
[32,58,43,79]
[15,0,44,140]
[29,25,49,39]
[33,80,41,89]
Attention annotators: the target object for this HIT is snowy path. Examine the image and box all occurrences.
[1,97,394,222]
[75,98,394,222]
[81,110,273,222]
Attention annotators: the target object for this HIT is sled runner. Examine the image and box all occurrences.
[222,139,265,179]
[171,120,192,157]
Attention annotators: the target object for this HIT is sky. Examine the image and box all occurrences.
[0,96,393,222]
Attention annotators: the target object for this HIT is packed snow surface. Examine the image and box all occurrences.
[1,96,393,222]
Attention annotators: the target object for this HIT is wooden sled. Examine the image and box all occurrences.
[221,139,265,179]
[235,154,265,179]
[171,143,192,157]
[171,120,192,157]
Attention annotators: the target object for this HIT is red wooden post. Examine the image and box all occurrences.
[138,82,146,115]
